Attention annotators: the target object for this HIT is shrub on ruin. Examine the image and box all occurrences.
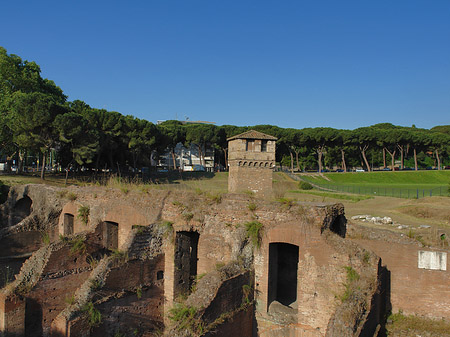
[182,212,194,222]
[70,237,87,256]
[244,221,263,249]
[67,192,77,201]
[247,202,257,212]
[77,205,90,225]
[41,232,50,245]
[111,249,128,265]
[298,181,313,190]
[339,266,360,302]
[169,303,202,334]
[82,301,102,327]
[277,197,295,208]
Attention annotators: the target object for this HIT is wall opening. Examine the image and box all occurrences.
[330,214,346,238]
[12,196,32,225]
[174,231,199,299]
[261,140,268,152]
[246,139,255,151]
[102,221,119,250]
[268,242,299,310]
[63,213,74,235]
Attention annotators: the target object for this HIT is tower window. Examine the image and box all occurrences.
[246,140,255,151]
[261,140,268,152]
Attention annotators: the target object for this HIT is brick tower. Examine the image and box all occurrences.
[227,130,277,196]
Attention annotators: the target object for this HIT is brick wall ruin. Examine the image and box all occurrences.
[2,184,446,336]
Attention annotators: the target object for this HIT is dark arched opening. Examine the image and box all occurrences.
[268,242,299,309]
[174,231,199,299]
[63,213,74,235]
[330,214,346,238]
[102,221,119,250]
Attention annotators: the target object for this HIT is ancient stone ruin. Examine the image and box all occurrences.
[0,183,390,337]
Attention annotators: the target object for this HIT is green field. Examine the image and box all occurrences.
[297,171,450,198]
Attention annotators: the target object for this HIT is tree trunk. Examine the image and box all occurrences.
[360,145,371,172]
[295,150,300,171]
[341,149,347,172]
[197,145,204,167]
[65,166,70,186]
[171,149,177,170]
[289,150,294,173]
[41,151,46,180]
[222,147,228,170]
[436,149,441,170]
[400,148,404,169]
[383,148,386,168]
[18,150,25,174]
[317,147,323,173]
[385,148,396,172]
[414,148,418,171]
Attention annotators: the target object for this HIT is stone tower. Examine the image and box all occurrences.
[227,130,277,196]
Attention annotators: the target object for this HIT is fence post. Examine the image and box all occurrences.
[417,189,419,199]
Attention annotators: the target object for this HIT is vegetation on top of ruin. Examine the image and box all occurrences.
[386,311,450,337]
[244,221,263,249]
[77,205,90,226]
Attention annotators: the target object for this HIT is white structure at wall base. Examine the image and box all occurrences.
[418,251,447,271]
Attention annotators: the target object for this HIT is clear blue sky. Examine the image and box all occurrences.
[1,0,449,129]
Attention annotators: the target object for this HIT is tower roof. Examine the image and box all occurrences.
[227,130,278,141]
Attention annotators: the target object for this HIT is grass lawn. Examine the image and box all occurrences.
[301,170,450,186]
[297,171,450,198]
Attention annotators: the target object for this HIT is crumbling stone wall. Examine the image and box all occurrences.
[0,184,63,233]
[1,185,387,337]
[91,256,165,336]
[353,233,450,319]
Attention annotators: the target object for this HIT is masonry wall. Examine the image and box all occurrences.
[228,166,274,196]
[355,238,450,319]
[91,256,165,336]
[24,243,98,337]
[255,219,351,337]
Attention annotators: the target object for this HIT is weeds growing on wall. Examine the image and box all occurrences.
[67,192,77,201]
[169,302,204,335]
[160,220,174,240]
[90,278,102,290]
[77,205,90,225]
[86,255,99,268]
[277,197,295,209]
[65,294,76,305]
[41,232,50,245]
[242,284,252,305]
[82,301,102,327]
[244,221,263,249]
[111,249,128,265]
[339,266,360,302]
[182,212,194,222]
[136,285,142,299]
[247,202,257,212]
[59,234,69,242]
[70,237,87,256]
[386,310,450,336]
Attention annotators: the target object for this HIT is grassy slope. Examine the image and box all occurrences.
[301,170,450,189]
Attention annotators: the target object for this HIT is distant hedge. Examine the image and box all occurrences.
[299,181,313,190]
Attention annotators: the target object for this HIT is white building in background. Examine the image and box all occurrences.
[157,142,215,172]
